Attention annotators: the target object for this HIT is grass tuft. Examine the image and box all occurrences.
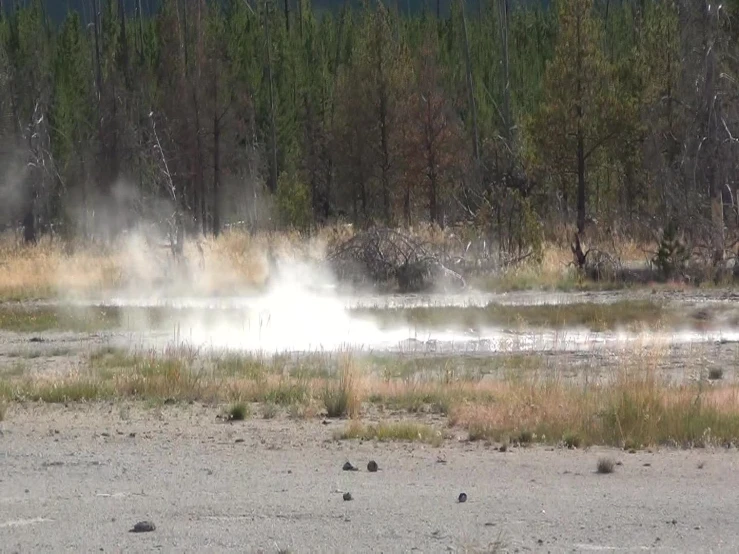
[336,420,443,446]
[597,457,616,474]
[708,368,724,381]
[262,402,278,419]
[563,431,582,449]
[322,356,362,418]
[227,403,250,421]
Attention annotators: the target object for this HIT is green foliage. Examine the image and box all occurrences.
[276,171,313,231]
[0,0,717,255]
[524,0,639,232]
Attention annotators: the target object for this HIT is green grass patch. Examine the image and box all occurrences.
[0,305,122,333]
[336,420,443,446]
[3,379,116,403]
[227,402,250,421]
[354,300,670,332]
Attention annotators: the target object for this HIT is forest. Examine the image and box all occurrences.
[0,0,737,271]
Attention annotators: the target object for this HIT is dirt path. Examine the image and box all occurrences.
[1,403,738,553]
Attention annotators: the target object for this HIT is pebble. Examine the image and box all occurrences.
[343,492,353,501]
[342,462,358,471]
[130,521,156,533]
[458,492,467,503]
[367,460,378,472]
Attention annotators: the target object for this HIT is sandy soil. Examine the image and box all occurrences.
[1,403,739,553]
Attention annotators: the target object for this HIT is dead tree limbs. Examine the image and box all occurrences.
[149,111,184,260]
[328,227,466,292]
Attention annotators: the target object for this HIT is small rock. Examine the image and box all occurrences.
[367,460,378,472]
[458,492,467,503]
[130,521,156,533]
[128,433,136,438]
[234,438,245,443]
[163,398,175,405]
[342,462,358,471]
[343,492,353,501]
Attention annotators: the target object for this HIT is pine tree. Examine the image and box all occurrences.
[525,0,633,238]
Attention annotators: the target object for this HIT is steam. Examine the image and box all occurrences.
[43,182,739,358]
[180,258,396,354]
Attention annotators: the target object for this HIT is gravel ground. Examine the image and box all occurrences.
[2,403,739,553]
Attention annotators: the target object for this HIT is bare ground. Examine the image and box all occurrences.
[1,403,738,553]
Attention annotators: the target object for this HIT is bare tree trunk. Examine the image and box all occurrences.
[265,0,278,193]
[213,110,222,237]
[91,0,102,98]
[425,97,438,225]
[297,0,303,37]
[575,10,586,236]
[325,2,348,219]
[704,3,724,263]
[460,0,479,164]
[137,0,145,62]
[577,131,586,235]
[498,0,511,142]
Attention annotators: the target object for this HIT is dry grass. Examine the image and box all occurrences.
[0,228,330,301]
[3,339,739,448]
[449,364,739,448]
[0,236,123,300]
[322,354,363,418]
[0,224,660,301]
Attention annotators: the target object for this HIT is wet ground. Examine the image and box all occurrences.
[2,286,739,384]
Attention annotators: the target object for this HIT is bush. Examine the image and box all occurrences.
[653,220,688,280]
[227,403,250,421]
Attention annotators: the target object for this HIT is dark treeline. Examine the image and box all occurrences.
[1,0,738,265]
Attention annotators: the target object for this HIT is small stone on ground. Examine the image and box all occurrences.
[130,521,156,533]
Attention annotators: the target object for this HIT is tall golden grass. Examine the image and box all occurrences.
[0,224,656,300]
